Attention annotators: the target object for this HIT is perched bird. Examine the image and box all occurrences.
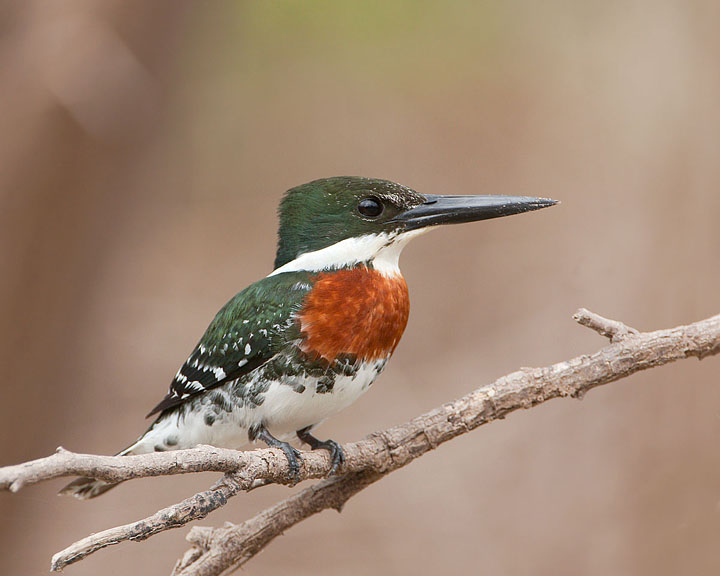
[61,177,556,499]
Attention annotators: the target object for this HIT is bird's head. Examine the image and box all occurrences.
[272,176,557,275]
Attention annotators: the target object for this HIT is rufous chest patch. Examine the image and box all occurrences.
[297,267,410,362]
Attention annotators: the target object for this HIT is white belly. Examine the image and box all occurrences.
[131,361,383,453]
[260,361,381,436]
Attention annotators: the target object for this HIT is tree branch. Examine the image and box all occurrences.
[171,310,720,576]
[573,307,640,342]
[0,445,334,494]
[1,310,718,574]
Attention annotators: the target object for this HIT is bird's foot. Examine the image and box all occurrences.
[276,443,303,484]
[251,425,303,484]
[297,427,346,475]
[317,439,345,475]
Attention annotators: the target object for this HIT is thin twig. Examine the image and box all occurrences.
[0,445,335,494]
[573,307,640,342]
[51,474,245,571]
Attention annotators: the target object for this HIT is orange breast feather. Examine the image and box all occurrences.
[297,268,410,362]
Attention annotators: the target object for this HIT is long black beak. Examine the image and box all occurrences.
[392,194,558,230]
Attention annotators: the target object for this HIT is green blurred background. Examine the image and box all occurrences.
[1,1,719,574]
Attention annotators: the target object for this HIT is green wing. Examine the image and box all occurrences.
[147,271,313,416]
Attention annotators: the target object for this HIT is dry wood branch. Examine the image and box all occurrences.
[51,474,246,571]
[173,310,720,576]
[174,470,383,575]
[0,445,335,494]
[1,310,718,574]
[573,307,640,342]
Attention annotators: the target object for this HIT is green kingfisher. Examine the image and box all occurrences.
[61,177,556,499]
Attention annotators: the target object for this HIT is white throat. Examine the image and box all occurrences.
[269,229,428,278]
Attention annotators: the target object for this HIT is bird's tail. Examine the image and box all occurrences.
[60,411,186,499]
[59,438,149,500]
[59,475,120,500]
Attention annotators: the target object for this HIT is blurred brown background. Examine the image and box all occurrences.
[1,1,719,575]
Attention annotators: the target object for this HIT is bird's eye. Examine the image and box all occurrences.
[357,197,384,218]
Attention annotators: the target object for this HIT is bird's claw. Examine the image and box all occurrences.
[296,427,345,476]
[253,425,304,485]
[323,439,345,475]
[278,443,303,485]
[306,438,345,475]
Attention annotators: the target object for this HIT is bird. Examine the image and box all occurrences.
[61,176,556,499]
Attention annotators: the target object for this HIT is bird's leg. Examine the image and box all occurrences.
[296,426,345,475]
[249,424,302,484]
